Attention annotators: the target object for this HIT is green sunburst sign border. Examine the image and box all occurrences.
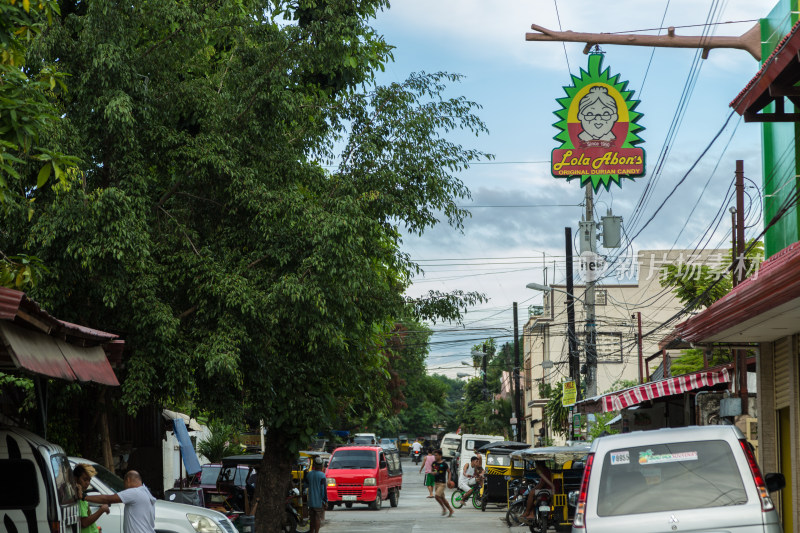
[552,53,645,191]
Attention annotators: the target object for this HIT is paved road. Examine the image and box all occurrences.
[322,456,517,532]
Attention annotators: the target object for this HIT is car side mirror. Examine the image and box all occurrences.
[380,461,387,469]
[765,473,786,493]
[568,491,579,507]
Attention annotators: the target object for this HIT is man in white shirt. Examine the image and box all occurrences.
[85,470,156,533]
[411,440,423,454]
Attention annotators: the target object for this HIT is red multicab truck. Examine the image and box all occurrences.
[325,445,403,510]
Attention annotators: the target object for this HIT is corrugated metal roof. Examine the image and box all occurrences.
[0,321,77,381]
[0,287,122,384]
[0,287,119,342]
[0,321,119,385]
[0,288,24,320]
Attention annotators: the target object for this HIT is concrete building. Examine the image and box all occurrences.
[522,248,724,445]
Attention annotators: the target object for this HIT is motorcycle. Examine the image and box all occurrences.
[282,488,303,533]
[505,478,532,527]
[412,449,422,464]
[529,489,554,533]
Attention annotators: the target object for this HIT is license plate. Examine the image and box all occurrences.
[342,495,357,502]
[539,505,550,512]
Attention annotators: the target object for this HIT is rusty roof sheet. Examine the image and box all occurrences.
[0,287,119,343]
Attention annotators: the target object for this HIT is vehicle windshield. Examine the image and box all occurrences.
[353,437,374,444]
[596,440,748,516]
[91,462,126,493]
[328,450,377,469]
[219,466,250,486]
[444,438,459,446]
[200,465,221,485]
[486,454,511,467]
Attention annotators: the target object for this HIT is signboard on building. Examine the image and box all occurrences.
[562,380,577,407]
[552,53,645,191]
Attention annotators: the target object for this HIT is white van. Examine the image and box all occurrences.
[572,425,785,533]
[452,433,504,480]
[69,457,239,533]
[440,433,461,459]
[352,433,378,444]
[0,425,81,533]
[459,433,505,457]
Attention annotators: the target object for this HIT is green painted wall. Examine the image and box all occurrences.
[760,0,800,258]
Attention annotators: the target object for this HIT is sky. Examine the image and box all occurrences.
[370,0,779,378]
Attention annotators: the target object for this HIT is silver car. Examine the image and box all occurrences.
[573,425,785,533]
[69,458,238,533]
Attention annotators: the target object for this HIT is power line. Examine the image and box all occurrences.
[609,18,758,35]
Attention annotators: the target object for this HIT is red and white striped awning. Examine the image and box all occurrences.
[600,368,731,413]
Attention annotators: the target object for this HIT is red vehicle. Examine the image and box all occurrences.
[325,445,403,510]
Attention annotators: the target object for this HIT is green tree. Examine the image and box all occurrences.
[540,381,570,437]
[659,241,764,309]
[669,348,731,376]
[1,0,78,290]
[7,2,490,529]
[196,420,247,463]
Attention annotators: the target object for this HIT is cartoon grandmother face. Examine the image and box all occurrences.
[577,86,618,142]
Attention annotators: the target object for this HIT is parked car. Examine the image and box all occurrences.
[189,463,250,512]
[325,445,402,510]
[68,457,239,533]
[352,432,377,444]
[572,425,785,533]
[1,425,81,533]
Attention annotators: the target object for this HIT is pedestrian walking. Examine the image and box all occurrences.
[431,449,454,517]
[304,456,327,533]
[419,447,436,498]
[73,464,110,533]
[85,470,155,533]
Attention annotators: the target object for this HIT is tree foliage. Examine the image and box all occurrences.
[539,381,570,437]
[4,1,492,529]
[659,241,764,309]
[669,348,731,376]
[196,420,247,463]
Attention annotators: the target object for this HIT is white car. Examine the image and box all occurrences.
[69,458,238,533]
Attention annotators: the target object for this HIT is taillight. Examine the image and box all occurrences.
[739,439,775,511]
[573,452,594,528]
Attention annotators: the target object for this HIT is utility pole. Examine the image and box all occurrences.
[481,344,489,401]
[584,186,598,398]
[635,312,644,384]
[513,302,524,442]
[565,227,581,400]
[735,160,748,415]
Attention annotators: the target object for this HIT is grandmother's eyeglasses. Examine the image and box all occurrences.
[582,111,614,121]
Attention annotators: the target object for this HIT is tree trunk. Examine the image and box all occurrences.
[254,430,293,533]
[99,388,114,471]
